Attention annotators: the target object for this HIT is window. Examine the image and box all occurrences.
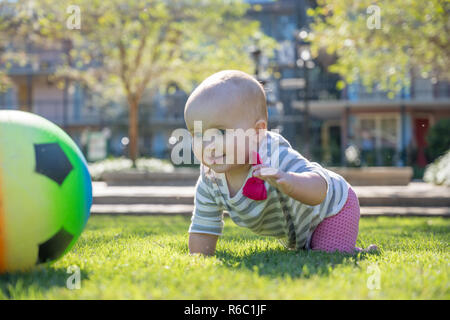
[355,114,400,166]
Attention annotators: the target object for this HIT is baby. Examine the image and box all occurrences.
[184,70,376,256]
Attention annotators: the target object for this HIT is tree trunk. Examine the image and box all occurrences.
[128,99,139,167]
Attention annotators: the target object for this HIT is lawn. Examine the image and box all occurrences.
[0,215,448,299]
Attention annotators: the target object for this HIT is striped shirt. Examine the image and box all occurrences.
[188,130,351,250]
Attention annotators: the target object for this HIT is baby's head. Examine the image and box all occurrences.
[184,70,268,173]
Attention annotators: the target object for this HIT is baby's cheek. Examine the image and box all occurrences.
[224,137,233,154]
[229,136,244,164]
[192,147,202,163]
[191,138,203,162]
[223,133,256,164]
[242,138,257,164]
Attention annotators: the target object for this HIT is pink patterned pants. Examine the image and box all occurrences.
[310,187,361,253]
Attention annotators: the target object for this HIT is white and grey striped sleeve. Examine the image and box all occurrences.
[276,144,330,195]
[188,175,224,236]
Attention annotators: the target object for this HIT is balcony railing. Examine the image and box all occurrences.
[296,78,450,102]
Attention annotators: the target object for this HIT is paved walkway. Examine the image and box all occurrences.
[91,181,450,217]
[353,182,450,199]
[93,183,195,197]
[93,181,449,198]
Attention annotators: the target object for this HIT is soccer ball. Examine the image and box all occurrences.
[0,110,92,273]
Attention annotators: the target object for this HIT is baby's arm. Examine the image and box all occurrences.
[253,167,327,206]
[189,233,218,256]
[188,171,224,256]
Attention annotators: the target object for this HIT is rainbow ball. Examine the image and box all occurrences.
[0,110,92,273]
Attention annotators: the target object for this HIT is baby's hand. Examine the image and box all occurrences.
[252,164,294,196]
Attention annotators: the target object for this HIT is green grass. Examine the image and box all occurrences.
[1,216,449,299]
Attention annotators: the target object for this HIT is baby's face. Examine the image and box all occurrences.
[185,89,263,173]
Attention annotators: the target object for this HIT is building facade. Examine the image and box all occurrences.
[247,0,450,173]
[1,0,449,173]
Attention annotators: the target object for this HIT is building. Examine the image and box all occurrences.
[246,0,450,173]
[297,80,450,169]
[1,0,449,172]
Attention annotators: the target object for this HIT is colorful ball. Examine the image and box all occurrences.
[0,110,92,273]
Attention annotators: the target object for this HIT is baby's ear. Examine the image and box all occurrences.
[254,119,267,131]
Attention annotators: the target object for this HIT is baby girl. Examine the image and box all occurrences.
[184,70,376,255]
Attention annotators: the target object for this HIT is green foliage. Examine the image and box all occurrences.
[23,0,277,161]
[35,0,277,101]
[308,0,449,94]
[412,165,426,180]
[0,216,448,299]
[0,0,52,91]
[426,118,450,162]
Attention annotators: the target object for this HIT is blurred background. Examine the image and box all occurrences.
[0,0,449,181]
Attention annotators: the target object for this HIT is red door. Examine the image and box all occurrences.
[414,118,430,167]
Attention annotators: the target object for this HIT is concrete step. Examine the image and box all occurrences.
[93,193,450,207]
[102,170,199,186]
[90,204,450,217]
[359,206,450,217]
[99,167,416,186]
[93,183,450,207]
[91,204,193,216]
[93,185,195,205]
[357,196,450,207]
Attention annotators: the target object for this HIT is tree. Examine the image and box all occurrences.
[308,0,449,96]
[39,0,276,165]
[0,0,51,93]
[426,118,450,162]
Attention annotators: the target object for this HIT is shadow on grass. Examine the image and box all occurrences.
[216,244,380,279]
[0,265,89,299]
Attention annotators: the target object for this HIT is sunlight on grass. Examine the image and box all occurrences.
[1,216,448,299]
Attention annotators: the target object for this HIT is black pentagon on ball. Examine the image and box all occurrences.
[37,228,74,264]
[34,143,73,185]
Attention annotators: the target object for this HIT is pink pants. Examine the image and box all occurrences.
[310,187,360,253]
